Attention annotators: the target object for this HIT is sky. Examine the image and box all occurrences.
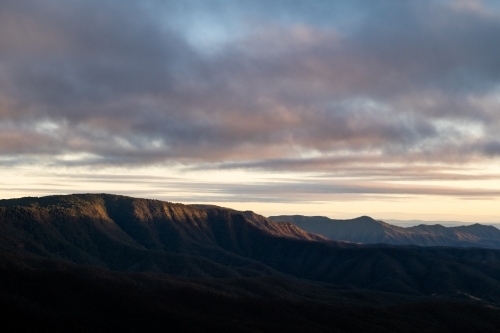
[1,0,500,222]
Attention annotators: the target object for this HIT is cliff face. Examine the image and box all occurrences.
[0,194,325,276]
[269,215,500,248]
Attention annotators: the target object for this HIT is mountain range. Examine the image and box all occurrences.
[385,219,500,228]
[2,194,500,332]
[269,215,500,248]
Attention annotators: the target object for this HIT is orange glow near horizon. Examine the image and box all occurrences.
[1,164,499,223]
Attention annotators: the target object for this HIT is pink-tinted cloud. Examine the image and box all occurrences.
[1,0,500,176]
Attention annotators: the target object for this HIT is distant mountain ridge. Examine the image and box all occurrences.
[386,219,500,228]
[269,215,500,248]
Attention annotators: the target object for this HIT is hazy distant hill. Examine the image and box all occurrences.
[269,215,500,248]
[3,194,500,331]
[385,219,500,228]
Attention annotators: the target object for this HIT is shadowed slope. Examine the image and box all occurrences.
[3,253,500,333]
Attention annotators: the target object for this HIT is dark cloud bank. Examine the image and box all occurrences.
[1,0,500,178]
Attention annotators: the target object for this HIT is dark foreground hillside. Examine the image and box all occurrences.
[2,194,500,332]
[2,253,500,333]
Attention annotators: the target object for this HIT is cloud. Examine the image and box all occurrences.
[1,0,500,178]
[4,170,500,204]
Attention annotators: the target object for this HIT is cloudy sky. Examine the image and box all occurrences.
[2,0,500,221]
